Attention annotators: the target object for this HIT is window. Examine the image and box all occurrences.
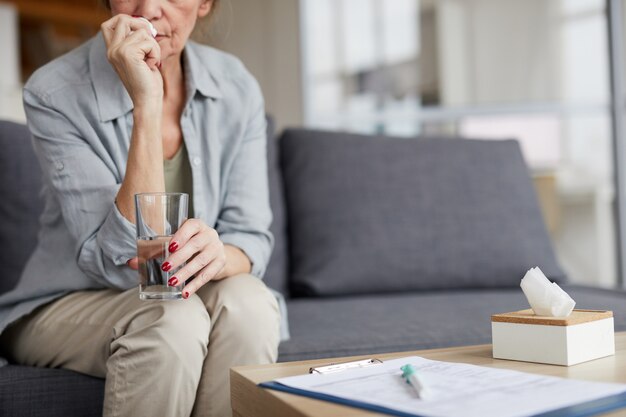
[300,0,617,286]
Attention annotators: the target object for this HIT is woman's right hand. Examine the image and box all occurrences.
[101,14,163,106]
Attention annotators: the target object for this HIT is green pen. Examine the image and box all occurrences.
[401,364,430,399]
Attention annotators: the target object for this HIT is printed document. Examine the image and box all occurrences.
[272,356,626,417]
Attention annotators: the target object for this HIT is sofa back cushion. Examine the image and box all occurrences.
[0,120,44,295]
[280,129,565,297]
[263,117,289,295]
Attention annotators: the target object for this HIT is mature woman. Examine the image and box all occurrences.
[0,0,281,416]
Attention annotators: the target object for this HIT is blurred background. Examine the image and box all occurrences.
[1,0,625,288]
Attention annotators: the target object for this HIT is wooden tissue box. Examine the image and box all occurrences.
[491,309,614,366]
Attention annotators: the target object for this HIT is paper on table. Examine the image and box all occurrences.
[520,266,575,317]
[272,356,626,417]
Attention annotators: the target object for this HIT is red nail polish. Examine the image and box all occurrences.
[168,242,178,252]
[131,14,141,18]
[161,262,172,272]
[168,277,178,286]
[183,291,189,299]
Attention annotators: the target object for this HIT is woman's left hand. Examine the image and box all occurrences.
[160,219,227,298]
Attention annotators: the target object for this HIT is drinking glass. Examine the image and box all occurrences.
[135,192,188,300]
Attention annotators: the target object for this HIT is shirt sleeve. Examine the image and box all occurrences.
[23,88,138,290]
[215,78,274,278]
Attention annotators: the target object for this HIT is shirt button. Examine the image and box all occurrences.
[192,157,201,166]
[55,161,64,171]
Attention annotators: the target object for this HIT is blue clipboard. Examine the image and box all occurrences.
[259,381,626,417]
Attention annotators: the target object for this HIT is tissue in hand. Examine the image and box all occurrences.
[520,267,575,317]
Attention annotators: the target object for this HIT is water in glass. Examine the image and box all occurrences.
[137,235,183,300]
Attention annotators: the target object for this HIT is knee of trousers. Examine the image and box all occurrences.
[113,296,211,368]
[209,274,281,346]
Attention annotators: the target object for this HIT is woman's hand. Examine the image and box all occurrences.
[101,14,163,106]
[126,220,253,294]
[161,219,228,298]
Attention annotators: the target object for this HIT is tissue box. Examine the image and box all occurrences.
[491,309,614,366]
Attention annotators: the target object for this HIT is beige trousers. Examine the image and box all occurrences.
[0,274,280,417]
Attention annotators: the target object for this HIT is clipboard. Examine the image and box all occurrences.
[309,358,383,374]
[259,356,626,417]
[263,358,418,417]
[257,383,626,417]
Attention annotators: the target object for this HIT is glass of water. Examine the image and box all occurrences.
[135,192,188,300]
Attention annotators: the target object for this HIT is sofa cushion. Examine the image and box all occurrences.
[0,120,43,295]
[277,285,626,361]
[280,129,564,297]
[0,365,104,417]
[263,117,289,295]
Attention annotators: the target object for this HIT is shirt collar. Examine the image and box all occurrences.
[89,33,222,123]
[183,40,223,101]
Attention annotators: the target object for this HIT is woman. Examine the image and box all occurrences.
[0,0,281,416]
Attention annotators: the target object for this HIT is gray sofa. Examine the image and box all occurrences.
[1,119,625,416]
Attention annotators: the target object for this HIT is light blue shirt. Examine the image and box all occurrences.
[0,33,288,339]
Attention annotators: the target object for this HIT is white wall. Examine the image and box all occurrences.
[436,0,562,106]
[193,0,303,131]
[0,3,25,123]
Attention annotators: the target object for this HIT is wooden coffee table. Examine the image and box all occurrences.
[231,332,626,417]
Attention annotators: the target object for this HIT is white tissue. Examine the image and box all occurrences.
[520,267,575,317]
[138,17,158,38]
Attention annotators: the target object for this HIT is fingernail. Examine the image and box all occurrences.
[161,262,172,272]
[168,277,178,286]
[131,14,141,18]
[168,242,178,252]
[183,291,189,299]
